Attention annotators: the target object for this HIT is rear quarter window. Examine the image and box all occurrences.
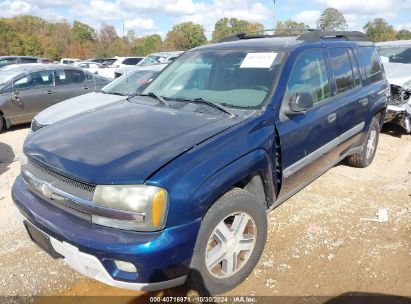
[358,47,383,84]
[328,47,356,94]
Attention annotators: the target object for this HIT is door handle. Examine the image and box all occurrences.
[327,113,337,123]
[83,86,89,90]
[45,90,53,95]
[358,98,368,106]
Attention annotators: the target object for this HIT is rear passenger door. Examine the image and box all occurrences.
[276,48,340,198]
[53,68,89,103]
[327,46,368,154]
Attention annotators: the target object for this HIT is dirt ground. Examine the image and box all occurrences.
[0,124,410,301]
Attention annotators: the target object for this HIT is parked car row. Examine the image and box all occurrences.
[11,30,391,295]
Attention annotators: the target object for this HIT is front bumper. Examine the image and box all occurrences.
[384,104,411,133]
[12,176,201,291]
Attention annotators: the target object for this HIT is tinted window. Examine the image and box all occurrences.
[123,58,142,65]
[13,70,54,90]
[329,48,355,94]
[56,69,85,85]
[378,46,411,64]
[287,49,330,104]
[21,58,38,63]
[359,47,383,84]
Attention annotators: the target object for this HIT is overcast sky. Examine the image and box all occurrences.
[0,0,410,38]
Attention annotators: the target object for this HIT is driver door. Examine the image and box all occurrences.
[275,48,340,199]
[7,70,55,124]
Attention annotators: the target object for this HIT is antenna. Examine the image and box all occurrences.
[122,17,130,96]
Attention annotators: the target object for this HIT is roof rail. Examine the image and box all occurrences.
[217,29,369,43]
[297,30,369,42]
[217,28,311,43]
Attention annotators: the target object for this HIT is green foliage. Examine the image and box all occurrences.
[211,18,264,42]
[72,20,97,44]
[316,8,347,31]
[275,20,308,36]
[364,18,397,42]
[396,29,411,40]
[132,34,163,56]
[164,22,207,51]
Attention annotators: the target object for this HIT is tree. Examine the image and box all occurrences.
[132,34,163,56]
[364,18,397,42]
[72,20,96,44]
[396,29,411,40]
[164,22,207,51]
[211,18,264,42]
[316,8,347,31]
[275,20,308,36]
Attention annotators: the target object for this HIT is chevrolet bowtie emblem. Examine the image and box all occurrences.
[40,183,54,199]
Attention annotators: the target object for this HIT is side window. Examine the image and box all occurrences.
[287,49,330,104]
[28,70,54,88]
[359,47,383,84]
[85,73,94,83]
[347,49,362,86]
[14,75,31,91]
[123,58,141,65]
[56,69,85,85]
[21,58,38,63]
[328,48,355,94]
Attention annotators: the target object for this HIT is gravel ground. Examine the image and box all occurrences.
[0,124,410,300]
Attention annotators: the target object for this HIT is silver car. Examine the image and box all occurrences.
[0,64,109,132]
[31,63,168,132]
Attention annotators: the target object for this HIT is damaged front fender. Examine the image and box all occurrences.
[385,84,411,133]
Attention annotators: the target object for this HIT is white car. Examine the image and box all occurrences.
[31,63,168,132]
[114,51,183,78]
[75,61,101,74]
[98,56,143,79]
[376,40,411,133]
[60,58,81,65]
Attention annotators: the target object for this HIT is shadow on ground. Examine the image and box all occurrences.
[0,142,15,176]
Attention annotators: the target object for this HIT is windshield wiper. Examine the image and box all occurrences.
[166,97,234,117]
[135,92,170,106]
[108,92,127,96]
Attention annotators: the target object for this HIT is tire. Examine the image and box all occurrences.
[0,114,4,133]
[346,117,380,168]
[188,188,267,295]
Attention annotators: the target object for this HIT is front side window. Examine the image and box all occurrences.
[287,49,330,105]
[328,47,355,94]
[13,70,54,91]
[143,50,285,108]
[359,47,383,84]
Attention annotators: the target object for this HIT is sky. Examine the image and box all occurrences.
[0,0,410,38]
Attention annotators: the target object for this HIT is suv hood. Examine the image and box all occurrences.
[34,92,124,126]
[24,99,240,184]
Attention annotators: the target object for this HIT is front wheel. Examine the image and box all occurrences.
[188,188,267,295]
[346,117,380,168]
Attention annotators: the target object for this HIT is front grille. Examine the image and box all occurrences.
[31,120,45,132]
[25,157,96,201]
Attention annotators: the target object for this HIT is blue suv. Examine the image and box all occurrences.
[13,30,388,294]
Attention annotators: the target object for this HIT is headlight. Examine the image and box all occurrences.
[92,185,168,231]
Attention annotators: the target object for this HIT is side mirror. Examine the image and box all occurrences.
[286,92,314,115]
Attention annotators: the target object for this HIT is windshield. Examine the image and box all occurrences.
[138,55,167,67]
[378,46,411,64]
[142,50,285,108]
[0,71,19,84]
[101,69,160,96]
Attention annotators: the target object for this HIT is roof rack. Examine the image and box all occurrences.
[218,29,369,43]
[298,30,369,42]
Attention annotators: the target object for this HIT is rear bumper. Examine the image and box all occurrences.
[12,176,201,290]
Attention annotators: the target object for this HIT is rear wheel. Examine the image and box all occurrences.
[346,117,380,168]
[188,188,267,295]
[0,114,4,133]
